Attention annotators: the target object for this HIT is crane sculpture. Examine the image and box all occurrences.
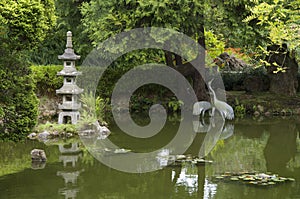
[193,79,234,120]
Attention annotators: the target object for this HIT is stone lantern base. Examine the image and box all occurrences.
[58,111,80,124]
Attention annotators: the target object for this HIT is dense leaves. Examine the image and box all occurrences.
[0,53,39,141]
[30,65,63,96]
[0,0,56,140]
[81,0,205,44]
[0,0,56,52]
[30,0,92,65]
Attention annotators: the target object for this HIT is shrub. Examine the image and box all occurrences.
[0,57,39,141]
[30,65,63,96]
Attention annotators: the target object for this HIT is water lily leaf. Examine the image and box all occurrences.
[215,176,224,179]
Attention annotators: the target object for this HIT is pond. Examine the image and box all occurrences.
[0,116,300,199]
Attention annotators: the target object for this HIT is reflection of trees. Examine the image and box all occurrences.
[264,121,297,173]
[286,131,300,171]
[0,141,59,176]
[207,133,269,175]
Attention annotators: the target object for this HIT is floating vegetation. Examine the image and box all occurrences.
[103,148,132,154]
[166,155,213,167]
[213,172,295,187]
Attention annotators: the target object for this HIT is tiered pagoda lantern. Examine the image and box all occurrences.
[56,31,83,124]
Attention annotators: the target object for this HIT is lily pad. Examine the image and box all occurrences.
[215,176,224,179]
[213,171,295,187]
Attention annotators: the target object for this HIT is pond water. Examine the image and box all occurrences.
[0,116,300,199]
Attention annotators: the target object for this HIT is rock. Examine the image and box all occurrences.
[97,124,111,140]
[49,110,56,116]
[52,131,59,137]
[216,52,247,71]
[264,112,271,117]
[99,125,110,135]
[31,149,47,162]
[27,132,37,139]
[37,131,51,140]
[254,111,260,117]
[257,105,264,113]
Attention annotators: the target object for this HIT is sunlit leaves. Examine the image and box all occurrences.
[245,0,299,53]
[0,0,56,52]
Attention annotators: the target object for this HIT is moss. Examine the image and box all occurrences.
[227,91,300,116]
[34,122,77,134]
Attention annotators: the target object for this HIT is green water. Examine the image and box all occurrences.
[0,117,300,199]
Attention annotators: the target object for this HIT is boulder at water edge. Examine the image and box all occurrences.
[31,149,47,162]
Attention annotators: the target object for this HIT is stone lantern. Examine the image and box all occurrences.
[56,31,83,124]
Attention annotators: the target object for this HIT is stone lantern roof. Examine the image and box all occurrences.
[56,84,83,95]
[57,67,82,76]
[58,31,80,60]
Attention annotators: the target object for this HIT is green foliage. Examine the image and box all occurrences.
[30,0,92,65]
[0,0,56,52]
[34,122,76,134]
[81,0,205,70]
[0,0,55,140]
[78,92,110,127]
[234,100,246,118]
[81,0,205,43]
[204,0,259,49]
[244,0,300,63]
[205,30,225,63]
[30,65,63,96]
[167,97,184,112]
[95,96,111,124]
[0,56,39,141]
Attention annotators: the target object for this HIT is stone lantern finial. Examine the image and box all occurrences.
[58,31,80,60]
[66,31,73,48]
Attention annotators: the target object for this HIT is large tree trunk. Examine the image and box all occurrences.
[192,25,208,101]
[266,44,298,96]
[163,25,208,101]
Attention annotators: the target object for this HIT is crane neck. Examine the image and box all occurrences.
[208,82,217,103]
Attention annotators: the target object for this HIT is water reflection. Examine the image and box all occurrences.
[193,111,234,158]
[175,162,198,195]
[31,160,46,170]
[203,178,217,199]
[287,132,300,171]
[0,117,300,199]
[57,142,83,199]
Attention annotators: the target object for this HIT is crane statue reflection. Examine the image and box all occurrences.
[193,78,234,158]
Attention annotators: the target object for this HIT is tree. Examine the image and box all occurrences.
[204,0,299,96]
[0,0,56,140]
[81,0,209,100]
[30,0,92,65]
[244,0,300,96]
